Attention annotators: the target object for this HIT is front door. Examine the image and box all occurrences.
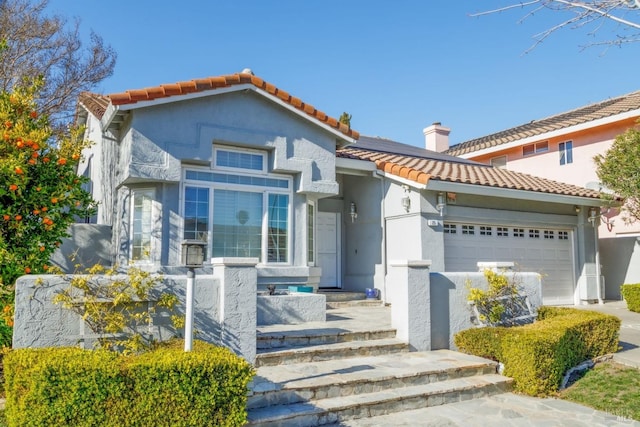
[317,212,341,288]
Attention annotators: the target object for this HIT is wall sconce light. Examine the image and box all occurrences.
[436,192,446,217]
[401,185,411,212]
[350,201,358,223]
[574,206,581,213]
[587,207,599,227]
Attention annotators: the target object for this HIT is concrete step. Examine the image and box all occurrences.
[257,328,397,350]
[318,291,366,303]
[248,350,500,410]
[325,299,384,309]
[254,338,409,368]
[246,373,512,427]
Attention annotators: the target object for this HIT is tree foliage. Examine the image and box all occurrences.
[0,82,96,346]
[594,123,640,223]
[0,0,116,130]
[473,1,640,51]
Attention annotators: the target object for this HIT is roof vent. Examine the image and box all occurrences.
[241,68,254,75]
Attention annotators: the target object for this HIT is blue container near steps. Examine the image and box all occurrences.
[365,288,379,299]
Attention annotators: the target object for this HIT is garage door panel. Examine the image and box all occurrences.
[444,223,575,305]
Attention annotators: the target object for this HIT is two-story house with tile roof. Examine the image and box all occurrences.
[442,91,640,299]
[75,70,606,306]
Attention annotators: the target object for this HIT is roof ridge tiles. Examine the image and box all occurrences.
[82,72,358,139]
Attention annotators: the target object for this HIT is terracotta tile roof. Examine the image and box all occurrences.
[78,92,110,120]
[80,73,358,139]
[339,136,602,199]
[447,90,640,156]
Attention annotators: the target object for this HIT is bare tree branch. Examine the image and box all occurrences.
[0,0,116,132]
[471,1,640,50]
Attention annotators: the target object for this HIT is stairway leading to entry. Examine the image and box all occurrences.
[247,304,512,427]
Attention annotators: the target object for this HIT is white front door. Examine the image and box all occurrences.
[317,212,341,288]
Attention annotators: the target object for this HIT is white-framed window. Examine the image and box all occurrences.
[559,141,573,165]
[529,229,540,239]
[444,224,457,234]
[513,228,525,237]
[183,146,292,264]
[558,231,569,240]
[462,225,475,235]
[523,141,549,156]
[131,188,155,262]
[490,156,507,169]
[497,227,509,237]
[544,230,555,239]
[213,146,266,173]
[480,226,492,236]
[307,202,315,265]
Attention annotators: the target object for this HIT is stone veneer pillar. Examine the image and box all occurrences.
[212,257,259,364]
[388,260,432,351]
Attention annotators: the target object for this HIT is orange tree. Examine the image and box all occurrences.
[0,82,95,346]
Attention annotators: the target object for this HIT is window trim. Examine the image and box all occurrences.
[183,163,293,265]
[559,140,573,165]
[129,187,156,264]
[523,141,549,157]
[213,145,267,174]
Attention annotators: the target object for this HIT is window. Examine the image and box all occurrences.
[490,156,507,169]
[307,203,315,265]
[529,229,540,239]
[184,147,292,264]
[462,225,475,235]
[513,228,524,237]
[523,141,549,156]
[497,227,509,237]
[480,226,492,236]
[131,189,154,262]
[444,224,457,234]
[214,147,265,172]
[558,231,569,240]
[559,141,573,165]
[544,230,555,239]
[184,186,210,256]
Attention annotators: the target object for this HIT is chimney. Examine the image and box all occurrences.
[423,122,450,153]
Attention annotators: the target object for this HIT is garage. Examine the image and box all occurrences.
[443,222,576,305]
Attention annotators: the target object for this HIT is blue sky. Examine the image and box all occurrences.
[48,1,640,147]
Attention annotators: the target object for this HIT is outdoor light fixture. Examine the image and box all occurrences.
[181,240,206,352]
[587,207,599,227]
[401,185,411,212]
[436,193,446,217]
[350,202,358,223]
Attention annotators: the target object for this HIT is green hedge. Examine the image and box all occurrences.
[4,340,255,427]
[454,307,620,396]
[621,284,640,312]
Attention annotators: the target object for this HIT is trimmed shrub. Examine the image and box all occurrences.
[621,284,640,313]
[4,340,255,427]
[454,307,620,396]
[453,326,509,361]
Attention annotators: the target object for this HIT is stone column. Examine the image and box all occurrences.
[388,260,432,351]
[212,257,259,364]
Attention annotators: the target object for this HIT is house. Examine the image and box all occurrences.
[73,70,605,307]
[443,91,640,299]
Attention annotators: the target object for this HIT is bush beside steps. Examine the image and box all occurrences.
[621,283,640,312]
[454,306,620,396]
[3,339,255,427]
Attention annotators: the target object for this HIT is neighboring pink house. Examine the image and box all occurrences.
[433,91,640,299]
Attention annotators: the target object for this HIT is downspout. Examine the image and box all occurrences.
[594,224,604,305]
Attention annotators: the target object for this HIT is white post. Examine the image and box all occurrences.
[184,267,195,351]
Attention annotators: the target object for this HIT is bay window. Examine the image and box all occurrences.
[183,146,292,264]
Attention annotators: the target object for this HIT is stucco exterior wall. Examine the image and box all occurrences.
[430,271,543,350]
[50,224,113,272]
[600,236,640,299]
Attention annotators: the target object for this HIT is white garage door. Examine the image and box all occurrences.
[443,223,575,305]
